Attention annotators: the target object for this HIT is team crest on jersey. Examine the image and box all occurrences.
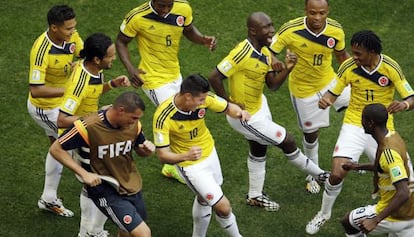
[123,215,132,224]
[205,193,214,201]
[69,43,76,54]
[176,16,185,26]
[378,76,389,87]
[64,98,77,113]
[198,108,206,118]
[326,38,335,48]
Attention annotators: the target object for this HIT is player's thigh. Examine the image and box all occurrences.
[333,123,376,162]
[290,93,329,133]
[183,151,224,206]
[142,76,182,106]
[27,100,58,138]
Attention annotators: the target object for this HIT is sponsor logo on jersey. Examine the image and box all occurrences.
[98,140,133,159]
[327,38,335,48]
[218,60,232,73]
[123,215,132,224]
[378,76,389,86]
[176,16,184,26]
[198,108,206,118]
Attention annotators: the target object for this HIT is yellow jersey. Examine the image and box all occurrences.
[153,93,228,167]
[28,31,83,109]
[331,55,414,129]
[216,39,273,115]
[270,17,346,98]
[119,0,193,89]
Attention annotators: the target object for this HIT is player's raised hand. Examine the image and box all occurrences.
[285,49,297,71]
[203,35,217,51]
[187,146,202,161]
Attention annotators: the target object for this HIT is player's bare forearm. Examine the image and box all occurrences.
[184,24,217,51]
[318,91,338,109]
[135,140,155,157]
[208,69,229,101]
[57,112,79,129]
[29,85,65,98]
[226,103,250,121]
[387,97,414,113]
[342,162,374,171]
[156,146,201,164]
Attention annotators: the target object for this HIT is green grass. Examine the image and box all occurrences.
[1,0,413,236]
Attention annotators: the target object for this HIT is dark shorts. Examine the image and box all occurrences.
[87,183,147,232]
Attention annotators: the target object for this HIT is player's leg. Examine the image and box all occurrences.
[192,197,212,237]
[213,196,242,237]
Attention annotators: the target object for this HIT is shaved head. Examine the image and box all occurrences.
[247,12,270,28]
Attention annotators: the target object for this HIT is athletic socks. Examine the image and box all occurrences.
[192,197,212,237]
[320,179,343,217]
[41,152,63,202]
[247,153,266,198]
[215,212,242,237]
[285,148,324,176]
[303,138,319,165]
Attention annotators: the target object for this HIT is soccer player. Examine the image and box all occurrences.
[116,0,217,184]
[153,74,246,237]
[306,30,414,235]
[208,12,329,212]
[50,92,155,237]
[58,33,130,237]
[269,0,350,194]
[341,103,414,236]
[27,4,83,217]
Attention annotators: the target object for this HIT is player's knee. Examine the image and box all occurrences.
[340,212,360,235]
[278,133,298,153]
[213,197,232,217]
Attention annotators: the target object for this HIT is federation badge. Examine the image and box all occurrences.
[391,166,402,178]
[176,16,185,26]
[69,43,76,54]
[123,215,132,224]
[326,38,335,48]
[218,60,232,73]
[64,98,77,113]
[155,132,164,144]
[378,76,389,86]
[205,193,214,201]
[198,108,206,118]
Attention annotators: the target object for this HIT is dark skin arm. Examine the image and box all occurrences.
[334,49,350,65]
[342,162,375,172]
[183,24,217,51]
[387,97,414,113]
[266,50,297,91]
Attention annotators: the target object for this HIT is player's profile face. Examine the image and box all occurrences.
[351,45,370,67]
[152,0,173,18]
[187,92,207,111]
[101,44,116,69]
[54,18,77,43]
[305,0,329,33]
[256,15,275,47]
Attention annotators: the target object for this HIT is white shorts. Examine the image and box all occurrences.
[142,75,182,106]
[178,147,224,206]
[349,204,414,237]
[290,79,350,133]
[333,123,377,163]
[227,95,286,146]
[27,99,58,138]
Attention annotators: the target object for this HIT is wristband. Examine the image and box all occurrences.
[108,80,117,89]
[403,100,410,110]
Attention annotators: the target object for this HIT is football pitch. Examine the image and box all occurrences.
[1,0,413,236]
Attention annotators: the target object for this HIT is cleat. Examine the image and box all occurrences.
[161,164,185,184]
[38,198,74,217]
[315,171,330,183]
[305,175,321,194]
[86,230,110,237]
[306,211,330,235]
[246,192,280,211]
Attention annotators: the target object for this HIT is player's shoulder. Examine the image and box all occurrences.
[337,58,356,76]
[278,16,304,34]
[326,17,343,29]
[227,39,253,63]
[154,100,176,128]
[31,32,51,51]
[382,54,401,70]
[124,2,152,21]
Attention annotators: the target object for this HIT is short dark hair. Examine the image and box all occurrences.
[79,33,113,61]
[113,91,146,112]
[47,5,75,26]
[350,30,382,54]
[180,74,210,96]
[362,103,388,127]
[305,0,329,6]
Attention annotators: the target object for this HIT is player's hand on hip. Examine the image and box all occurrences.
[238,110,251,122]
[82,172,102,187]
[318,96,332,109]
[187,146,202,161]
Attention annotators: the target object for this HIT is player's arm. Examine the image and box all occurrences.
[115,32,145,87]
[318,91,338,109]
[359,180,410,233]
[342,162,375,172]
[57,111,79,129]
[266,50,297,91]
[156,146,202,164]
[225,102,250,122]
[29,85,65,98]
[334,49,350,65]
[49,129,101,187]
[102,75,131,93]
[208,69,230,101]
[183,24,217,51]
[387,96,414,113]
[133,128,155,157]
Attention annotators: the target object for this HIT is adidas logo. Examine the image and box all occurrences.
[149,25,155,30]
[55,59,59,64]
[300,43,307,48]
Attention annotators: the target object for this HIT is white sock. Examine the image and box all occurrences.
[345,232,366,237]
[285,149,323,176]
[215,212,242,237]
[41,152,62,202]
[320,179,343,217]
[303,138,319,165]
[192,197,212,237]
[247,153,266,198]
[79,190,92,237]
